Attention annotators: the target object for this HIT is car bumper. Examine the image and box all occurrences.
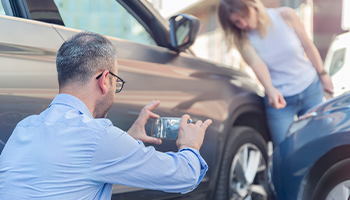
[270,137,311,200]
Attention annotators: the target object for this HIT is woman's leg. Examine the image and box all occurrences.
[264,95,298,146]
[298,76,324,116]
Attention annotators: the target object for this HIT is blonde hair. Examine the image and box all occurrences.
[218,0,271,51]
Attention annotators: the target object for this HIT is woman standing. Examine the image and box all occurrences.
[218,0,334,146]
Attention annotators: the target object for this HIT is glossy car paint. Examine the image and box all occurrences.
[271,93,350,200]
[0,1,269,199]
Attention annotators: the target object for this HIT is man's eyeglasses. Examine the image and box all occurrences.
[96,71,126,93]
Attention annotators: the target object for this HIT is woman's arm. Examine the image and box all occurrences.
[241,43,286,109]
[279,7,334,95]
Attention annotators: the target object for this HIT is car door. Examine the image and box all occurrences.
[0,8,62,153]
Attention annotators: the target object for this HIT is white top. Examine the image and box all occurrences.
[248,8,317,97]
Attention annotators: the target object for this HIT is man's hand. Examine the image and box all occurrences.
[176,114,212,151]
[127,100,162,145]
[265,86,287,109]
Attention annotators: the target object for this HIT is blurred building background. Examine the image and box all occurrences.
[148,0,347,71]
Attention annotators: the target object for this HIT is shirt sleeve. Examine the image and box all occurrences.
[88,125,208,194]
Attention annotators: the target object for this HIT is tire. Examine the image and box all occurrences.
[214,126,269,200]
[312,158,350,200]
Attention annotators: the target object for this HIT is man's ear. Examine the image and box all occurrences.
[97,70,109,94]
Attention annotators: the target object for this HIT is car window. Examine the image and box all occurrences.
[329,48,346,76]
[50,0,156,46]
[0,3,5,15]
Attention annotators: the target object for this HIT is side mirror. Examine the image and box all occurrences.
[169,14,201,52]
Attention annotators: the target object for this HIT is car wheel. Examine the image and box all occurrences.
[214,126,269,200]
[312,158,350,200]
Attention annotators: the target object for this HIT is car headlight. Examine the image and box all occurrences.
[286,112,317,138]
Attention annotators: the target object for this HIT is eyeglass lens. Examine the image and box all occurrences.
[116,80,123,93]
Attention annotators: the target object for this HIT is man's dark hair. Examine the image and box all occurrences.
[56,32,117,88]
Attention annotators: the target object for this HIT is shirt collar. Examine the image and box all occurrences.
[49,94,94,118]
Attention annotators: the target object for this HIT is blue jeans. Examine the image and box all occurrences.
[264,76,324,146]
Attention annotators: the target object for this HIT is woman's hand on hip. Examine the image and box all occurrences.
[265,86,287,109]
[319,74,334,96]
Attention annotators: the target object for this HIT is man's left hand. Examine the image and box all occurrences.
[127,100,162,145]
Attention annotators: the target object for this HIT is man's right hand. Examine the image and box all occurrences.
[176,114,212,151]
[265,86,287,109]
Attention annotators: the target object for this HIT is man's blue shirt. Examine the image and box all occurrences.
[0,94,208,199]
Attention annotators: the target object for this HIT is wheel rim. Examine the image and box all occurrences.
[229,143,267,200]
[326,180,350,200]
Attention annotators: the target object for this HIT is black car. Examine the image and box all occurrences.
[0,0,271,199]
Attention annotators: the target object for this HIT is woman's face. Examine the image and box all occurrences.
[229,6,258,31]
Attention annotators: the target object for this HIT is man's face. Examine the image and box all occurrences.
[95,60,118,118]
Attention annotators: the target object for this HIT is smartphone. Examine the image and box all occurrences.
[151,117,192,139]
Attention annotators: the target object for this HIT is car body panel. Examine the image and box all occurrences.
[0,15,62,151]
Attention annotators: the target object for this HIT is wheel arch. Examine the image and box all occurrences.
[209,103,271,199]
[233,111,271,143]
[301,145,350,200]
